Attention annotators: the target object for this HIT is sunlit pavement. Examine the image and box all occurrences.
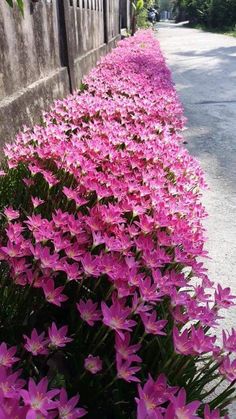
[157,23,236,414]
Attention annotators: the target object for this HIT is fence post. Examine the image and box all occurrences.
[62,0,77,92]
[103,0,108,43]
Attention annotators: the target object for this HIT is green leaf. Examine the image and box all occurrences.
[5,0,14,7]
[16,0,24,15]
[136,0,144,11]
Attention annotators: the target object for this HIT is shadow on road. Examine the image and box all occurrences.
[161,42,236,194]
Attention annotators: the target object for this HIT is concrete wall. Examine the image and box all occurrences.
[0,0,121,147]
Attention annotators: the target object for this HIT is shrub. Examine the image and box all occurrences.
[0,31,235,418]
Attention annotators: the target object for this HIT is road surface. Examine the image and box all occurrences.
[157,23,236,415]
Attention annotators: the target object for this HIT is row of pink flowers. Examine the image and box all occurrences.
[0,30,235,417]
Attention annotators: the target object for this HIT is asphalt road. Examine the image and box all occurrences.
[157,23,236,414]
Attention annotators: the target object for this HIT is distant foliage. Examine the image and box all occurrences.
[174,0,236,29]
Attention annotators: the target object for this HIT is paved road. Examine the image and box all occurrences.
[157,23,236,414]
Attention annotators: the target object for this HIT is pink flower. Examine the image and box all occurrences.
[11,257,30,277]
[48,322,73,348]
[115,332,141,362]
[20,377,59,417]
[84,354,102,374]
[223,328,236,352]
[31,244,59,270]
[91,230,105,248]
[63,187,87,208]
[52,209,69,228]
[57,388,87,418]
[0,366,25,398]
[215,284,235,308]
[58,260,82,282]
[0,398,28,418]
[190,326,216,355]
[76,299,101,326]
[101,300,136,340]
[31,196,45,208]
[42,169,58,188]
[0,342,19,367]
[100,204,124,224]
[42,278,68,306]
[65,243,84,260]
[6,221,24,242]
[116,353,141,383]
[136,374,178,418]
[140,311,167,336]
[23,177,34,187]
[219,356,236,382]
[138,276,163,303]
[204,404,220,419]
[4,206,20,221]
[135,214,154,234]
[25,214,44,231]
[165,388,200,419]
[1,241,25,258]
[173,327,192,355]
[23,328,49,356]
[80,253,101,277]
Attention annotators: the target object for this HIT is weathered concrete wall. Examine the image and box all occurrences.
[0,0,121,147]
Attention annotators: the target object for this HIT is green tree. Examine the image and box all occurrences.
[209,0,236,28]
[173,0,236,28]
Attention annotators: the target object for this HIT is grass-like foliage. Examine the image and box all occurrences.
[0,31,235,418]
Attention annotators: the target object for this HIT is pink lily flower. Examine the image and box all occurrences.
[48,322,73,348]
[23,328,49,356]
[116,353,141,383]
[31,244,59,270]
[84,354,102,374]
[0,398,28,418]
[80,253,101,277]
[0,342,19,367]
[215,284,236,308]
[204,404,221,419]
[115,332,141,362]
[165,388,200,419]
[223,328,236,352]
[31,196,45,209]
[0,366,25,399]
[136,374,177,418]
[42,278,68,307]
[173,327,194,355]
[6,221,24,242]
[4,206,20,221]
[101,300,136,340]
[76,299,101,326]
[140,311,167,336]
[20,377,60,417]
[57,388,87,418]
[219,356,236,382]
[190,326,216,355]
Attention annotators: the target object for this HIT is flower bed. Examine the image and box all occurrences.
[0,30,235,418]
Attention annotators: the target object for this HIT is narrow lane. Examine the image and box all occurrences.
[157,23,236,415]
[157,23,236,349]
